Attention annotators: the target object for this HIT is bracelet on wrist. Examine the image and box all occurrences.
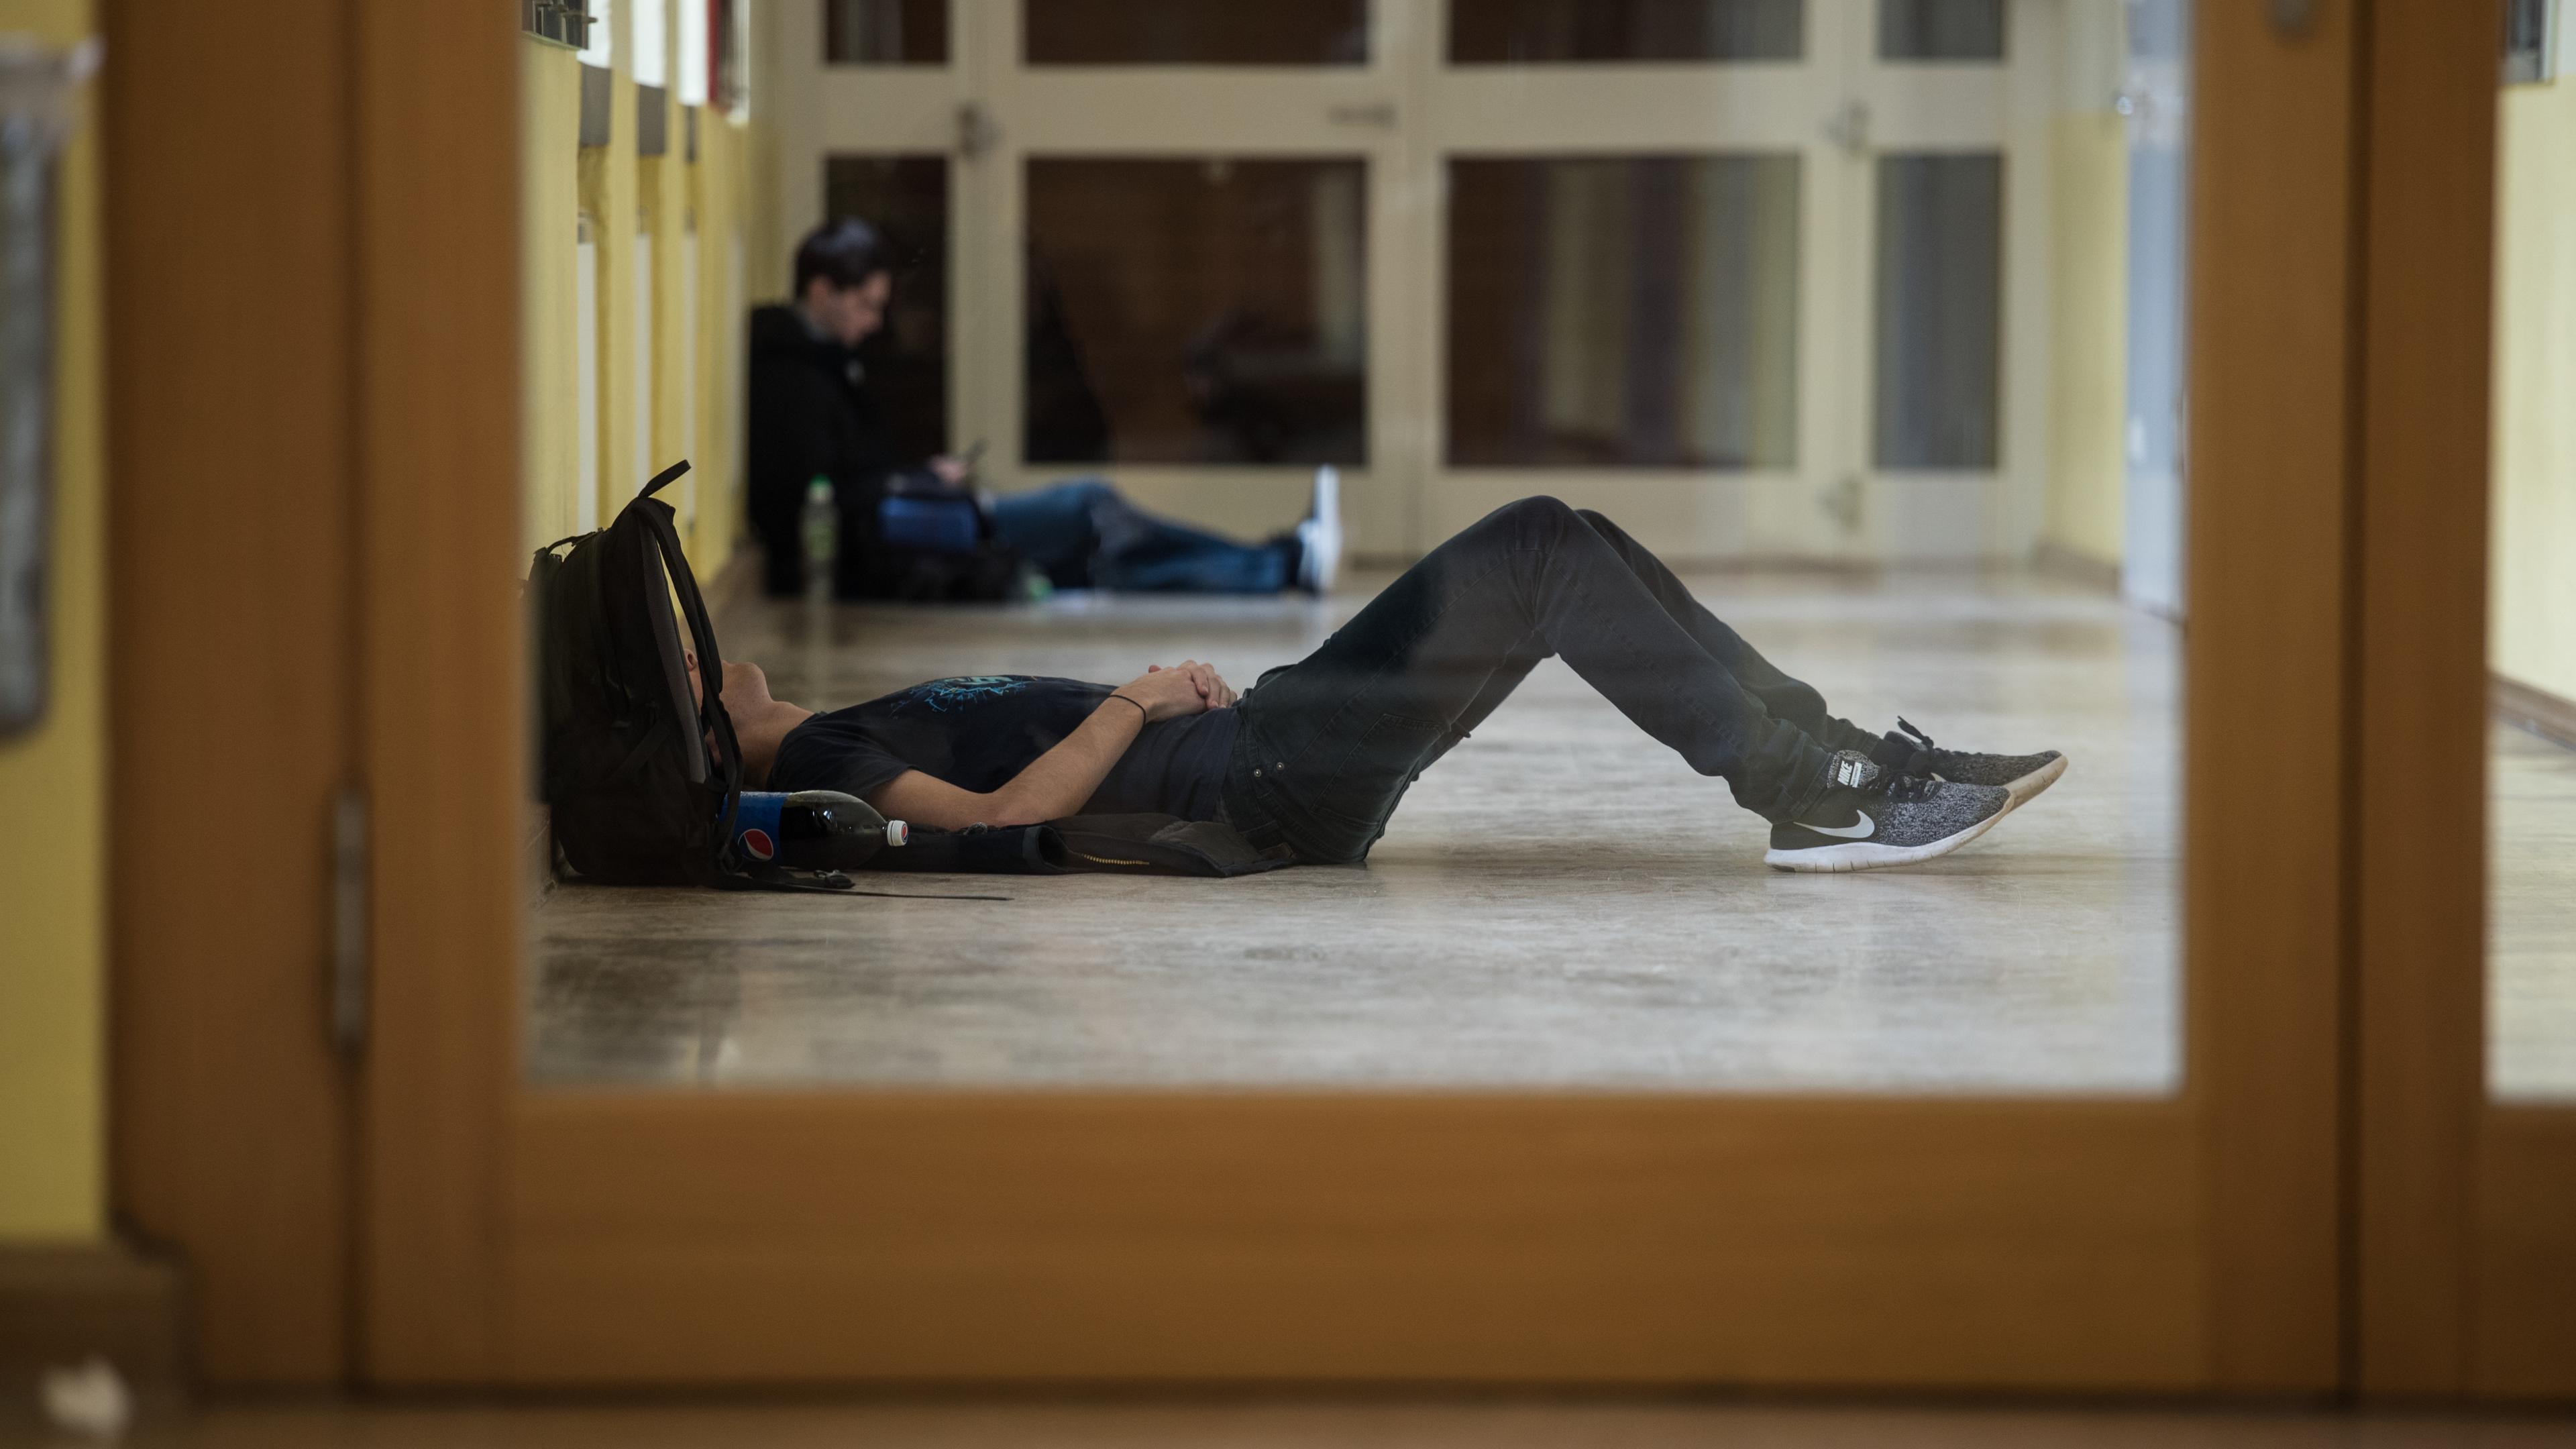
[1106,693,1148,724]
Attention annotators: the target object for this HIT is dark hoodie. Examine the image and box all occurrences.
[745,303,900,594]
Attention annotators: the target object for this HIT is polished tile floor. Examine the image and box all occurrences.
[2492,720,2576,1099]
[528,570,2188,1091]
[89,1400,2576,1448]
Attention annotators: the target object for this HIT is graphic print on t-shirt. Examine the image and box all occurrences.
[766,674,1238,822]
[888,676,1032,714]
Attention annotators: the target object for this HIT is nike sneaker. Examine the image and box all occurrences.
[1765,751,2013,873]
[1872,716,2066,808]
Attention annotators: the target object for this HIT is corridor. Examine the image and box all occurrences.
[530,569,2184,1091]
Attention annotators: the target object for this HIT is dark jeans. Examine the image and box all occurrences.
[1222,496,1878,864]
[991,479,1293,594]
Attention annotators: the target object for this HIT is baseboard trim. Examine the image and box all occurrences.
[0,1244,186,1430]
[2031,542,2123,596]
[2495,674,2576,749]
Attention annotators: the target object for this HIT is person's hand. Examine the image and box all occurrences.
[927,455,971,486]
[1114,661,1231,722]
[1150,659,1236,710]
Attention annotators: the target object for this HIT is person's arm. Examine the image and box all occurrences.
[867,663,1237,830]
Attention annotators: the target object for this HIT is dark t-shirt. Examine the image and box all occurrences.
[767,676,1239,822]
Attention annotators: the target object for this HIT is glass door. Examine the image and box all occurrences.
[356,0,2387,1393]
[789,1,2051,564]
[782,0,1391,545]
[1427,0,2043,561]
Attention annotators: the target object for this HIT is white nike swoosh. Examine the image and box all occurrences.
[1805,814,1876,840]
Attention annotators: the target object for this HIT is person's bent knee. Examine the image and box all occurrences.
[1499,494,1574,521]
[1485,494,1578,540]
[1574,506,1639,552]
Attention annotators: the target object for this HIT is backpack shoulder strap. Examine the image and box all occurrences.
[638,458,693,501]
[627,483,751,863]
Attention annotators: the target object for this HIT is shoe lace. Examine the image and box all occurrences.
[1889,716,1943,777]
[1871,769,1939,804]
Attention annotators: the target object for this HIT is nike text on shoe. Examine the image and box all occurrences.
[1765,751,2014,873]
[1296,465,1343,596]
[1874,716,2067,810]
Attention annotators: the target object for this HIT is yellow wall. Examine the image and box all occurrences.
[2492,50,2576,703]
[0,0,106,1242]
[523,36,583,551]
[527,0,773,579]
[2037,1,2129,577]
[2043,111,2129,572]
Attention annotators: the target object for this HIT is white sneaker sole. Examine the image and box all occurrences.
[1998,753,2068,810]
[1763,806,2009,873]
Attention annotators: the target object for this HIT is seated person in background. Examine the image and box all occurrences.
[708,496,2068,874]
[747,218,1341,599]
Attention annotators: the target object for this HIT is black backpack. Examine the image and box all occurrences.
[529,460,850,892]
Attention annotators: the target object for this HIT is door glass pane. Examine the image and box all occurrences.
[1874,152,2002,470]
[1024,158,1366,465]
[824,155,950,465]
[678,0,710,107]
[1448,0,1803,64]
[633,0,667,86]
[525,3,2194,1097]
[1024,0,1368,66]
[1880,0,2006,61]
[2490,16,2576,1099]
[824,0,947,64]
[1447,155,1800,468]
[2502,0,2555,84]
[579,0,612,67]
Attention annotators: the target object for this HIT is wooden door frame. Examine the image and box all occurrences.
[2351,0,2576,1404]
[104,0,361,1387]
[102,0,521,1388]
[359,0,2355,1390]
[105,0,2561,1397]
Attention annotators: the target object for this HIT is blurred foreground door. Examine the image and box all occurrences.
[329,0,2544,1395]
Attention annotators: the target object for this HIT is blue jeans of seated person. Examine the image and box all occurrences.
[988,478,1293,594]
[1220,496,1884,865]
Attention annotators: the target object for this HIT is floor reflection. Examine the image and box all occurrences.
[2491,720,2576,1100]
[528,570,2181,1091]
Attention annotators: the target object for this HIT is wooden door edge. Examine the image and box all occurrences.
[2349,0,2503,1401]
[2186,0,2362,1393]
[352,1,526,1385]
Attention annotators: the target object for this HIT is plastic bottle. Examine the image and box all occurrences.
[730,790,908,871]
[799,477,837,599]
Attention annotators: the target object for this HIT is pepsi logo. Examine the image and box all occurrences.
[741,827,776,861]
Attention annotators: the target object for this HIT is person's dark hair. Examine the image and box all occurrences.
[794,217,889,297]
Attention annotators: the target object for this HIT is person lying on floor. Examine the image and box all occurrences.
[704,496,2068,873]
[750,217,1342,599]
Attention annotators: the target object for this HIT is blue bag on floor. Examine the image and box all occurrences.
[877,491,983,555]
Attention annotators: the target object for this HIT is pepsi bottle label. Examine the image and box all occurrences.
[729,792,788,863]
